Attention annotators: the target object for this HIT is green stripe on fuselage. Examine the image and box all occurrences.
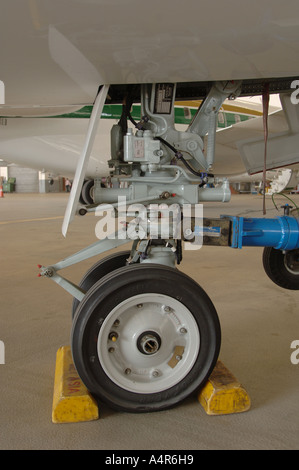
[50,104,251,127]
[0,103,251,127]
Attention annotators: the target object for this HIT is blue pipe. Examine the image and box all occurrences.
[227,216,299,250]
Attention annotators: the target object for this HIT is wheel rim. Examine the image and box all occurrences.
[97,293,200,393]
[284,250,299,275]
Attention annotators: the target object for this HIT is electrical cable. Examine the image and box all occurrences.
[155,136,214,181]
[262,83,270,215]
[272,192,299,212]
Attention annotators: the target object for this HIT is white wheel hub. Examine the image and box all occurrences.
[97,293,200,393]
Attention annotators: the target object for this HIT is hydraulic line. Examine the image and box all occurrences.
[155,135,214,182]
[262,83,270,215]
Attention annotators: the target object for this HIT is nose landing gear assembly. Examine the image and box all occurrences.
[39,81,299,413]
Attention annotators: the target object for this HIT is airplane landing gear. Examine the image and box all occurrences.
[39,81,299,413]
[71,264,221,412]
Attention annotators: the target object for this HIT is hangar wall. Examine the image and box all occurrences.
[8,165,39,193]
[5,165,64,193]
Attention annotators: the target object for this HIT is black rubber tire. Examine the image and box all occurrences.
[79,179,88,204]
[71,264,221,413]
[263,247,299,290]
[72,251,131,318]
[81,179,94,204]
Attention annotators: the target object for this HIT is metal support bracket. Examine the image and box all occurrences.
[38,230,130,300]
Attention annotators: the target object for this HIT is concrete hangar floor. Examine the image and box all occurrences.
[0,191,298,450]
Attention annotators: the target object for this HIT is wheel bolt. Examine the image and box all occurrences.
[125,368,131,375]
[109,332,118,342]
[180,327,187,334]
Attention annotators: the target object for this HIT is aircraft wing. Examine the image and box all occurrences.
[1,0,299,109]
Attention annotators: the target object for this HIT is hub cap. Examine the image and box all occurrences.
[137,331,162,355]
[97,293,200,393]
